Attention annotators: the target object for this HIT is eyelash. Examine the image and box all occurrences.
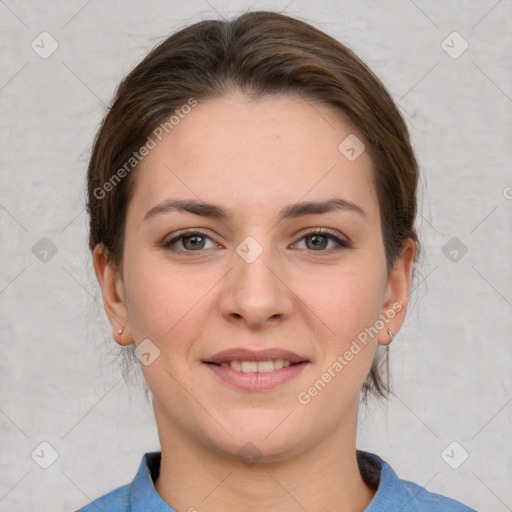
[162,228,350,255]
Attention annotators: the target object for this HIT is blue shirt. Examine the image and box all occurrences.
[75,450,476,511]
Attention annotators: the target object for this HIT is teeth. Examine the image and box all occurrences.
[256,360,274,373]
[218,359,294,372]
[241,361,258,373]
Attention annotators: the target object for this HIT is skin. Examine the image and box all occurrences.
[93,91,415,512]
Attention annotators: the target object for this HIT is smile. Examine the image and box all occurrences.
[215,359,294,372]
[203,360,309,391]
[202,347,310,390]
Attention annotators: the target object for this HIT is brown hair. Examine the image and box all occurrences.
[87,10,420,401]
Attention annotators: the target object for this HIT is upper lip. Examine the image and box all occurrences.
[204,348,309,364]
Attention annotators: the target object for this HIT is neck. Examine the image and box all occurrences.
[153,402,376,512]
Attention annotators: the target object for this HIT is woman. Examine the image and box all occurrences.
[78,10,476,512]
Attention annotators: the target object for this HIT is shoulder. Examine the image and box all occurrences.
[358,450,477,512]
[74,483,130,511]
[398,478,477,511]
[73,452,166,512]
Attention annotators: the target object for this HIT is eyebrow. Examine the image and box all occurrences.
[143,197,366,222]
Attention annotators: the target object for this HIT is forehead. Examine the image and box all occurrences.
[130,92,378,222]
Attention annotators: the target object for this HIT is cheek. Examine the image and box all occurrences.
[123,255,214,345]
[296,266,384,401]
[294,260,386,398]
[124,265,169,339]
[296,261,385,340]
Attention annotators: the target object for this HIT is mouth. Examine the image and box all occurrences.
[204,359,306,373]
[202,347,310,391]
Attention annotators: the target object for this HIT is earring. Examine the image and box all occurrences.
[118,328,124,335]
[387,329,394,343]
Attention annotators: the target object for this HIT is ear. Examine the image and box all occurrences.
[378,238,415,346]
[92,244,133,346]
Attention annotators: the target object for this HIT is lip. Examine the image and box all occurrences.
[204,347,308,365]
[202,347,310,391]
[204,360,309,391]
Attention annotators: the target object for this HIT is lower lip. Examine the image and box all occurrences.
[204,362,309,391]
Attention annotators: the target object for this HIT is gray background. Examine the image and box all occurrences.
[1,1,511,511]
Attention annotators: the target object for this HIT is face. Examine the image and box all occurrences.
[95,91,413,461]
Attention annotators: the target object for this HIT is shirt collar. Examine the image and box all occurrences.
[128,450,416,511]
[358,450,420,510]
[128,452,174,511]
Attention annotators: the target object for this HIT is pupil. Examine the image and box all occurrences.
[186,235,203,249]
[309,235,327,250]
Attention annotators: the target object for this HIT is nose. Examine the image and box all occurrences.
[218,240,294,330]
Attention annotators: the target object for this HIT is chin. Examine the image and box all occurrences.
[211,434,307,466]
[203,412,312,463]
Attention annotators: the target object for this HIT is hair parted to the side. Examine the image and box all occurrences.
[86,10,420,402]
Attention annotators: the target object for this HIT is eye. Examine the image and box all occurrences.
[162,231,217,253]
[294,228,350,252]
[162,228,350,255]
